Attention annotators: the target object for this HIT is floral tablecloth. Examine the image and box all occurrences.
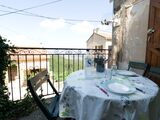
[59,69,160,120]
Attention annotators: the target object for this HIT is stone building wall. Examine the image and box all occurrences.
[112,0,150,69]
[87,33,106,49]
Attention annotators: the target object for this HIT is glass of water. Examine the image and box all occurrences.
[111,65,117,76]
[105,69,112,80]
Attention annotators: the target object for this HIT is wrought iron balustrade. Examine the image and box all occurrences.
[7,47,111,101]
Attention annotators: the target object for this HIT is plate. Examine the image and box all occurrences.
[106,81,136,94]
[117,70,136,76]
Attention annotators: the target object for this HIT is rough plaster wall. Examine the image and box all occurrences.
[113,0,126,13]
[113,0,150,69]
[125,0,149,62]
[112,5,126,65]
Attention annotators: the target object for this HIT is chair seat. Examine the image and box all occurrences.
[48,95,60,117]
[27,70,75,120]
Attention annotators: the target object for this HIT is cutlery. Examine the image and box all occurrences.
[136,87,145,94]
[96,85,109,96]
[129,75,139,77]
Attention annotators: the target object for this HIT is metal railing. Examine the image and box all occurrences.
[6,47,112,101]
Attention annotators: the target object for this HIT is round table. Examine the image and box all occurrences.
[59,70,160,120]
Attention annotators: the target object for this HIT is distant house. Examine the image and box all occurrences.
[86,29,112,68]
[87,29,112,51]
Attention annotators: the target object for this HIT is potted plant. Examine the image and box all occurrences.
[94,55,107,72]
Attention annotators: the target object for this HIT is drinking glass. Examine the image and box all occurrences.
[111,65,117,76]
[105,69,112,80]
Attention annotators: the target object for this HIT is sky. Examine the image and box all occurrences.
[0,0,113,48]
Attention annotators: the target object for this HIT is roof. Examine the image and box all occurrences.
[87,31,112,43]
[97,32,112,39]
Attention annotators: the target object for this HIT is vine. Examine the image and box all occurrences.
[0,36,36,119]
[0,35,15,119]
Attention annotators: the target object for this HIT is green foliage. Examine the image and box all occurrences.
[6,94,37,120]
[0,36,13,84]
[49,55,83,81]
[0,36,36,120]
[0,36,15,84]
[0,94,36,120]
[0,35,15,119]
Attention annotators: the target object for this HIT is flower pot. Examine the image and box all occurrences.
[94,57,106,72]
[96,63,105,72]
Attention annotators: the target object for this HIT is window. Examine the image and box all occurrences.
[95,45,103,52]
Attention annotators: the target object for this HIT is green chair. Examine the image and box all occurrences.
[147,66,160,79]
[128,61,149,76]
[27,70,75,120]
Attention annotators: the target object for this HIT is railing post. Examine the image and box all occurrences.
[8,47,110,101]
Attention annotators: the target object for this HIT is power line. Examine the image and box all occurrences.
[0,0,63,16]
[0,3,101,23]
[0,8,75,25]
[0,9,34,16]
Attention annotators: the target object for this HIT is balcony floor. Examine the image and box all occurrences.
[18,108,47,120]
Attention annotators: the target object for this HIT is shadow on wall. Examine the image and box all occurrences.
[117,48,128,70]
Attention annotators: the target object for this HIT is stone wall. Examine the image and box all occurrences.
[87,33,106,49]
[112,0,150,69]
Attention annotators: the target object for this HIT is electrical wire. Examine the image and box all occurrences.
[0,2,101,23]
[0,9,34,16]
[0,8,75,25]
[0,0,63,16]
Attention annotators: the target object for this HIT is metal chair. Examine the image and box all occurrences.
[128,61,149,76]
[147,66,160,79]
[27,70,75,120]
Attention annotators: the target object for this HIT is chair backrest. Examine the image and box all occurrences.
[27,69,60,120]
[128,61,149,76]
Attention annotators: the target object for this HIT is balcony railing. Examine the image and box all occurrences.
[6,47,112,101]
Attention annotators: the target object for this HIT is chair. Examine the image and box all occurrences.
[147,66,160,79]
[27,69,74,120]
[146,66,160,86]
[127,61,149,76]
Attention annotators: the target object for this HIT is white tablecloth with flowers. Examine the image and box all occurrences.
[59,70,160,120]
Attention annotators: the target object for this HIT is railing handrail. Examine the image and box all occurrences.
[7,47,112,101]
[12,47,110,51]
